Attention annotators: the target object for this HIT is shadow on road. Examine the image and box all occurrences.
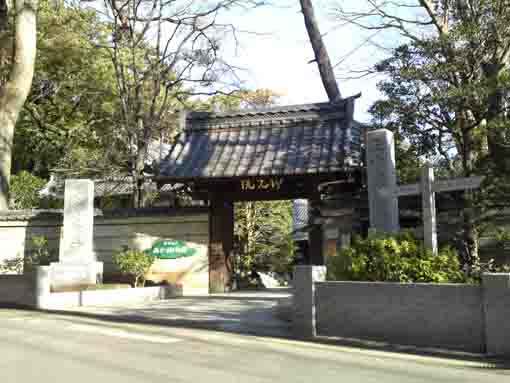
[3,288,510,370]
[41,289,294,338]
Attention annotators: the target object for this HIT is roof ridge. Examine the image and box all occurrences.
[187,100,346,120]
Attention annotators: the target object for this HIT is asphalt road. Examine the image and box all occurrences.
[1,308,508,383]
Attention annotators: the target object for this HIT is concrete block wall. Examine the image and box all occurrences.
[292,266,326,337]
[0,266,182,310]
[293,267,510,356]
[0,268,50,308]
[316,281,484,352]
[0,274,35,307]
[482,273,510,355]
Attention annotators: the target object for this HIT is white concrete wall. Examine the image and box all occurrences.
[0,220,61,270]
[93,214,209,273]
[0,209,210,293]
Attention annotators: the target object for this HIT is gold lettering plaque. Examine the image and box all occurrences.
[240,178,283,192]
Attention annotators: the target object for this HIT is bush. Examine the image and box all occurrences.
[9,171,46,209]
[1,235,57,274]
[112,249,155,287]
[27,236,58,268]
[327,231,469,283]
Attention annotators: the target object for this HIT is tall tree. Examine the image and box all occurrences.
[0,0,38,210]
[335,0,510,267]
[206,88,283,111]
[299,0,341,102]
[90,0,261,207]
[234,200,294,277]
[13,1,117,178]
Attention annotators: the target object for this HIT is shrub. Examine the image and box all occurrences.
[0,256,24,274]
[1,235,57,273]
[112,249,155,287]
[327,231,469,283]
[9,171,46,209]
[27,236,58,267]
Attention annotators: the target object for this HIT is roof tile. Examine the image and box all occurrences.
[160,100,361,179]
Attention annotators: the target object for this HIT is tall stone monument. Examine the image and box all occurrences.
[366,129,399,233]
[421,163,438,255]
[50,179,103,290]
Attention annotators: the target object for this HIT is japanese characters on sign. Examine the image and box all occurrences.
[146,240,198,259]
[240,178,283,192]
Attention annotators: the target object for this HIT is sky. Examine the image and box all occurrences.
[219,1,392,122]
[82,0,402,122]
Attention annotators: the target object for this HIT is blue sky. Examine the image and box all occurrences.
[221,1,391,122]
[84,0,397,122]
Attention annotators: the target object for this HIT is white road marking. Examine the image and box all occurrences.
[7,317,41,324]
[67,324,182,344]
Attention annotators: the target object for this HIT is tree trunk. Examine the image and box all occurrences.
[0,0,38,210]
[132,117,148,208]
[132,164,146,208]
[299,0,341,102]
[459,114,479,269]
[0,0,8,32]
[483,62,508,172]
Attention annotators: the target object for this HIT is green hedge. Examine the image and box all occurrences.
[327,231,470,283]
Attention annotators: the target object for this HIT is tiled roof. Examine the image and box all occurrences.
[39,176,178,199]
[160,99,361,180]
[0,207,207,222]
[93,178,177,196]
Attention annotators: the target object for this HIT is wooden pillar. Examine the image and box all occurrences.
[309,198,324,265]
[309,225,324,265]
[209,196,234,293]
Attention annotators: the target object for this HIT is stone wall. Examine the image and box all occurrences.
[0,274,35,307]
[0,208,210,293]
[316,281,484,352]
[0,267,183,310]
[293,267,510,356]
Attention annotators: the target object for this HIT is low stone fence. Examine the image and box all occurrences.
[293,266,510,356]
[0,266,181,309]
[38,285,180,309]
[0,274,36,307]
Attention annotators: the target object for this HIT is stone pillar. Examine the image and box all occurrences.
[292,265,326,338]
[366,129,399,233]
[421,164,438,255]
[482,273,510,356]
[51,179,103,291]
[33,266,51,309]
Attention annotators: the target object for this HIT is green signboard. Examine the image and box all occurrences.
[146,240,197,259]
